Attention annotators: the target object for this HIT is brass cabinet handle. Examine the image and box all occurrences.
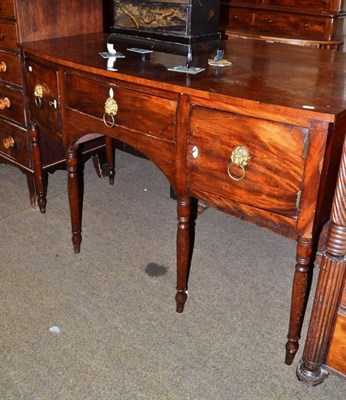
[0,97,10,109]
[0,61,7,73]
[103,87,118,128]
[227,146,250,181]
[3,136,15,149]
[34,84,43,107]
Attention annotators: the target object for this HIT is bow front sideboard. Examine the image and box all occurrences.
[20,33,346,378]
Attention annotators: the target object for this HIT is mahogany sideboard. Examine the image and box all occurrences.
[20,34,346,378]
[0,0,105,210]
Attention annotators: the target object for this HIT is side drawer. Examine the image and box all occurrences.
[188,107,308,216]
[0,0,15,18]
[0,20,18,50]
[65,73,177,142]
[25,58,59,135]
[0,50,21,86]
[227,8,254,30]
[254,12,327,38]
[0,82,24,124]
[0,119,30,167]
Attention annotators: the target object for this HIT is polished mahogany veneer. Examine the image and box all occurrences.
[20,33,346,381]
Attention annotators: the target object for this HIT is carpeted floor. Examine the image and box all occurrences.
[1,151,345,399]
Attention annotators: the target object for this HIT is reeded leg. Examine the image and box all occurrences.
[175,195,191,313]
[105,136,115,185]
[30,124,46,213]
[285,236,313,365]
[297,139,346,385]
[67,144,82,254]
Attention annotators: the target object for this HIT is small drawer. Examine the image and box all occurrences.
[0,50,21,86]
[0,119,30,167]
[0,20,18,50]
[0,83,24,124]
[25,59,59,134]
[188,107,309,216]
[254,12,326,38]
[65,73,177,142]
[227,8,254,30]
[0,0,15,18]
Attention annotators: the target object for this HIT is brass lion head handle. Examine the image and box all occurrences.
[227,146,250,181]
[34,84,43,108]
[103,87,118,128]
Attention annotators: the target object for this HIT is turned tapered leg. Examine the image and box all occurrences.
[30,124,46,213]
[285,236,313,365]
[105,136,115,185]
[175,195,191,313]
[297,138,346,385]
[67,144,82,254]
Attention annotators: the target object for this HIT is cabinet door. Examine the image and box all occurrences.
[24,58,65,166]
[188,107,308,217]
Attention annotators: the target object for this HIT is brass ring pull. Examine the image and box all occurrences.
[103,87,118,128]
[0,61,7,73]
[0,97,10,109]
[103,113,115,128]
[3,136,15,149]
[227,163,246,181]
[227,146,250,182]
[34,84,43,108]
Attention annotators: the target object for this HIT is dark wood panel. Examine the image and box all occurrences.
[0,0,15,18]
[0,20,17,50]
[15,0,104,42]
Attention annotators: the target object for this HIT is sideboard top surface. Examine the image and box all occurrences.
[20,33,346,121]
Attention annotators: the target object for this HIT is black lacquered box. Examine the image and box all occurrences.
[108,0,221,56]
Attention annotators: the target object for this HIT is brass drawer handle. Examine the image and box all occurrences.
[227,146,250,181]
[0,61,7,73]
[34,84,43,107]
[3,136,15,149]
[0,97,10,109]
[103,87,118,128]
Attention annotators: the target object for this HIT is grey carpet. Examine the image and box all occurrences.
[0,151,344,399]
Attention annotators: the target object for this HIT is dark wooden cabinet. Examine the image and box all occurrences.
[219,0,346,48]
[0,0,104,209]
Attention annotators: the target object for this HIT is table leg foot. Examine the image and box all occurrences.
[296,360,329,386]
[72,233,82,254]
[175,290,187,313]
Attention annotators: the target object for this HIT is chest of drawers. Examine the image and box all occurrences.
[0,0,104,209]
[219,0,346,48]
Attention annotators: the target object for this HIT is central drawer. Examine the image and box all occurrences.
[65,73,177,142]
[188,107,309,216]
